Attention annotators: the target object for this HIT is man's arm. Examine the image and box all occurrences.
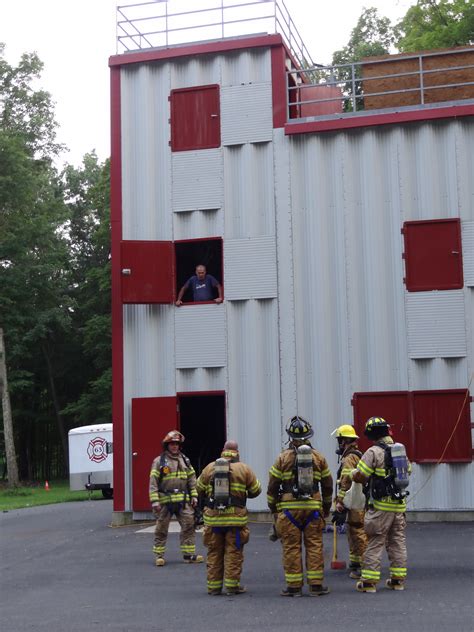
[214,282,223,303]
[176,279,190,306]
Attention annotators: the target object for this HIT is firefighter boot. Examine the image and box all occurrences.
[225,585,247,596]
[349,563,362,579]
[356,580,376,593]
[155,557,165,567]
[208,589,222,596]
[280,586,303,597]
[183,554,204,564]
[309,584,330,596]
[386,578,405,591]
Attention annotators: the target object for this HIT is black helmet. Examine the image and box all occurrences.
[364,417,390,437]
[286,416,314,441]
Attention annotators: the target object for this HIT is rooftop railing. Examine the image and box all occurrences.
[116,0,315,67]
[287,47,474,121]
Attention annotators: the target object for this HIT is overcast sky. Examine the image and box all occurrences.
[1,0,414,167]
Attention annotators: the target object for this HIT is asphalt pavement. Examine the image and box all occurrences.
[1,500,473,632]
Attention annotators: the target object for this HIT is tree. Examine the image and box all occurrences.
[396,0,474,52]
[0,45,72,480]
[331,7,396,110]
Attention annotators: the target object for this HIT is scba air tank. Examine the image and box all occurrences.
[296,445,314,498]
[390,443,409,490]
[213,458,230,509]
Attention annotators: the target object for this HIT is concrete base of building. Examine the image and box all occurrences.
[118,509,474,525]
[111,511,134,527]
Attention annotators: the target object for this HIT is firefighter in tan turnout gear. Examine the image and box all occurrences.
[331,425,367,579]
[197,441,261,596]
[267,416,333,597]
[149,430,204,566]
[352,417,410,593]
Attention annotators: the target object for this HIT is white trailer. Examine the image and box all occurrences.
[68,424,113,498]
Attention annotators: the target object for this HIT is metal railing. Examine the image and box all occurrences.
[116,0,314,67]
[287,48,474,121]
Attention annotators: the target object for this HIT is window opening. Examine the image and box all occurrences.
[175,238,223,305]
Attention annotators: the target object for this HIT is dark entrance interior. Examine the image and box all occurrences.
[178,393,226,475]
[175,238,223,303]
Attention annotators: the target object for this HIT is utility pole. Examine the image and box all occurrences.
[0,328,19,487]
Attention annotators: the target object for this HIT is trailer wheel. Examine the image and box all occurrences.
[102,489,113,499]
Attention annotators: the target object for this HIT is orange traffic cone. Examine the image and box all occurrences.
[45,481,50,491]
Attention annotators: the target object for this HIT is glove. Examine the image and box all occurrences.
[331,508,347,526]
[152,503,161,516]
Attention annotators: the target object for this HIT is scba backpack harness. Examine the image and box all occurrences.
[282,445,320,531]
[370,442,410,501]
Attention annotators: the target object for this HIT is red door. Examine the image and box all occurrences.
[412,389,472,463]
[403,218,463,291]
[131,396,178,511]
[121,241,174,304]
[170,85,220,151]
[352,391,413,458]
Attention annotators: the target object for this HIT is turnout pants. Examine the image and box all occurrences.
[361,509,407,584]
[276,510,325,587]
[347,509,367,565]
[203,525,249,593]
[153,504,196,558]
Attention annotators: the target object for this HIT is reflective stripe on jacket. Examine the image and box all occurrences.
[149,451,198,505]
[197,458,261,527]
[267,448,333,515]
[357,439,408,513]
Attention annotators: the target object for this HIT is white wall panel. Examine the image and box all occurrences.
[175,304,226,368]
[226,300,281,510]
[121,64,172,240]
[172,149,223,212]
[221,83,273,145]
[173,209,224,241]
[224,236,277,299]
[221,49,271,86]
[462,221,474,286]
[176,367,227,393]
[224,143,275,238]
[406,291,466,358]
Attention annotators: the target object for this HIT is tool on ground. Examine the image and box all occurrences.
[330,524,346,570]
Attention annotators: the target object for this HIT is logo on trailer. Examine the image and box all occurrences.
[87,437,108,463]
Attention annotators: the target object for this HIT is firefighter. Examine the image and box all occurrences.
[267,416,333,597]
[149,430,204,566]
[331,424,367,579]
[352,417,410,593]
[196,440,261,596]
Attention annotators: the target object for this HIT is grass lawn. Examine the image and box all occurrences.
[0,480,106,511]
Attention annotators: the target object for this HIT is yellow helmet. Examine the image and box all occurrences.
[332,424,359,439]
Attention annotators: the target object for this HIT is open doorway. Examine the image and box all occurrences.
[178,392,226,476]
[175,238,223,304]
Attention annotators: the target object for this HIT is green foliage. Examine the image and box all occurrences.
[396,0,474,52]
[0,46,111,482]
[331,7,395,111]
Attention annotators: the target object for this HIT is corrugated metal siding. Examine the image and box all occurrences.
[173,209,224,241]
[221,49,271,87]
[221,83,273,145]
[224,236,277,299]
[280,118,474,501]
[121,64,172,241]
[224,143,275,238]
[406,291,466,358]
[172,149,223,212]
[226,300,281,510]
[175,304,226,368]
[176,367,227,393]
[462,220,474,286]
